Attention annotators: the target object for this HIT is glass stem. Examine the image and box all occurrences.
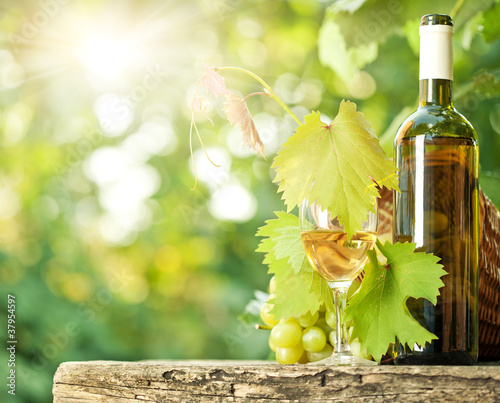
[333,286,350,354]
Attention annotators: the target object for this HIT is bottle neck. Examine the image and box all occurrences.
[419,79,453,107]
[418,22,454,108]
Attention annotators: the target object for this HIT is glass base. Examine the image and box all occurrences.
[309,351,378,366]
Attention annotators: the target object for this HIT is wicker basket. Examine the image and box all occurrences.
[377,187,500,361]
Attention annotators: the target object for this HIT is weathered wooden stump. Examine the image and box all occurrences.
[53,360,500,402]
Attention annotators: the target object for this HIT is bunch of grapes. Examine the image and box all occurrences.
[259,277,371,364]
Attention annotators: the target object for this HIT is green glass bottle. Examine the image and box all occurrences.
[393,14,479,365]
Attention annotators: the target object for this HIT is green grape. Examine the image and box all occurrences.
[314,317,333,338]
[260,302,278,327]
[301,326,326,353]
[269,276,276,294]
[324,310,336,329]
[349,339,373,361]
[270,318,302,348]
[297,350,309,364]
[328,329,339,347]
[275,343,304,364]
[297,311,319,328]
[307,343,333,362]
[268,337,277,352]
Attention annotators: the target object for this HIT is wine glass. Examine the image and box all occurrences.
[299,199,378,366]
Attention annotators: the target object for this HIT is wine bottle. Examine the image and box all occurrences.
[393,14,479,365]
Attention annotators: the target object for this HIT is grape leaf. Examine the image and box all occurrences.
[402,18,420,56]
[272,101,398,238]
[344,240,447,363]
[320,0,494,70]
[455,71,500,112]
[272,224,306,270]
[256,212,334,319]
[267,258,324,320]
[483,2,500,43]
[318,19,378,82]
[453,0,496,32]
[471,71,500,98]
[323,0,483,50]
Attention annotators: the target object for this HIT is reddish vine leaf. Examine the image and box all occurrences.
[224,92,265,157]
[201,64,230,98]
[272,100,398,237]
[189,94,213,125]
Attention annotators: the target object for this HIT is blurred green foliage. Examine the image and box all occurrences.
[0,0,498,401]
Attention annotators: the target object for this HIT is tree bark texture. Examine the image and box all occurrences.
[53,360,500,402]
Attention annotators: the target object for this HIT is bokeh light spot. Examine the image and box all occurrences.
[208,180,257,223]
[155,245,182,273]
[76,35,142,79]
[0,187,21,220]
[61,273,94,303]
[93,93,134,137]
[185,237,215,266]
[347,71,377,99]
[237,18,263,38]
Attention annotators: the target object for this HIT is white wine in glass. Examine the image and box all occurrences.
[299,200,378,366]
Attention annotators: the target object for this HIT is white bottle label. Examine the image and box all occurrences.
[419,25,453,81]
